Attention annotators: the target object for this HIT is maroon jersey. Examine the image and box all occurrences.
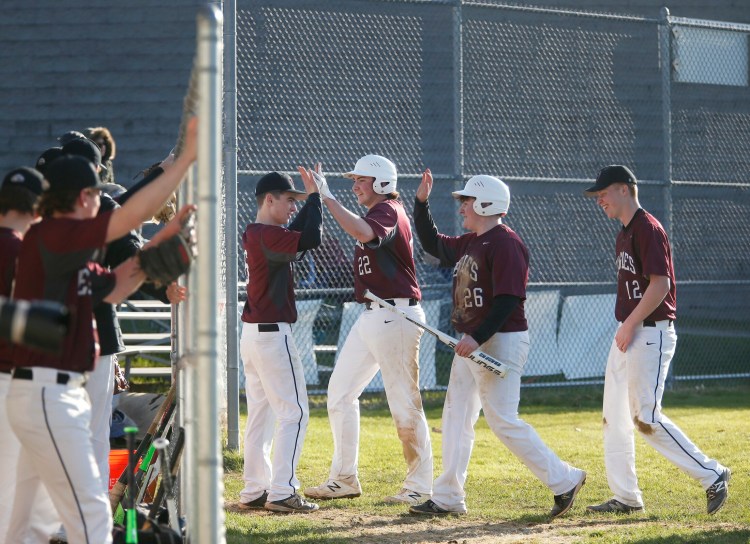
[615,208,676,322]
[12,212,116,372]
[241,223,301,324]
[437,224,528,334]
[0,227,22,370]
[353,199,421,303]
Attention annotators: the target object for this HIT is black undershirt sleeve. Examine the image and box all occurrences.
[295,193,323,251]
[116,166,165,205]
[470,294,521,346]
[413,198,439,257]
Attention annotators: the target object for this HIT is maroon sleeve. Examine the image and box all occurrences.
[361,202,397,247]
[491,236,527,299]
[638,223,671,278]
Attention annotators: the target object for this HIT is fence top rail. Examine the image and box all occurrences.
[669,15,750,32]
[461,0,658,23]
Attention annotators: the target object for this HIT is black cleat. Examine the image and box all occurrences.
[587,498,644,514]
[706,469,730,515]
[265,493,319,513]
[409,499,466,516]
[238,490,269,510]
[550,472,586,518]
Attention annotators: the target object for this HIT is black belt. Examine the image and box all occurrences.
[257,323,279,332]
[13,367,75,385]
[365,298,418,310]
[643,319,673,327]
[0,368,11,375]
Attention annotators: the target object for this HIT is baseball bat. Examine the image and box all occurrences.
[142,428,185,533]
[110,383,176,512]
[124,426,139,544]
[362,290,508,378]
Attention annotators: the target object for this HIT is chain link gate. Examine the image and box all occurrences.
[231,1,750,393]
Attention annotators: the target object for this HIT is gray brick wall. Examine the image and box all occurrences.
[0,0,203,183]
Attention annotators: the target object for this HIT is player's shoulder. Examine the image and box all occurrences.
[636,209,668,236]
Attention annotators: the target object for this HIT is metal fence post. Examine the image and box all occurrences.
[223,0,240,452]
[190,5,225,543]
[453,0,465,229]
[659,7,676,390]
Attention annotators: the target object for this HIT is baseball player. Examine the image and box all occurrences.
[584,165,730,515]
[6,118,197,544]
[0,167,60,543]
[301,156,433,506]
[238,171,322,513]
[409,170,586,517]
[47,138,184,544]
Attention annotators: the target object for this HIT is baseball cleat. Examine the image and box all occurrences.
[409,499,467,516]
[238,490,269,510]
[550,471,586,518]
[383,488,430,505]
[706,469,730,515]
[264,493,319,513]
[303,475,362,500]
[586,498,644,514]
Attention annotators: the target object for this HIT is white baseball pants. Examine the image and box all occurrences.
[602,321,726,507]
[6,370,112,544]
[0,373,60,544]
[432,331,584,512]
[240,322,310,503]
[326,301,433,495]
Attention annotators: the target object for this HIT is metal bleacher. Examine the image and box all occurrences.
[117,299,173,378]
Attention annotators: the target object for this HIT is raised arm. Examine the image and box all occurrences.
[105,118,197,243]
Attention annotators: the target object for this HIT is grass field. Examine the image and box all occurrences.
[222,383,750,543]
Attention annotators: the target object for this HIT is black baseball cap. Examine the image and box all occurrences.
[255,171,306,198]
[44,155,107,193]
[62,138,107,171]
[584,165,637,195]
[1,167,45,196]
[57,130,86,146]
[35,147,64,176]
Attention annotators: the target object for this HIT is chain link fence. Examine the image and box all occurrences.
[233,1,750,392]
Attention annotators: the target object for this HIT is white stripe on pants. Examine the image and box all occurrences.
[240,322,310,503]
[326,304,433,494]
[86,354,115,495]
[6,378,112,544]
[432,331,583,511]
[602,324,725,507]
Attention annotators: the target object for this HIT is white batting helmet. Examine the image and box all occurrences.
[344,154,397,195]
[452,175,510,216]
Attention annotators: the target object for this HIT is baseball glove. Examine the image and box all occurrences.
[138,212,196,286]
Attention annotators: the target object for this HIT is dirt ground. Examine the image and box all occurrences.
[224,501,658,543]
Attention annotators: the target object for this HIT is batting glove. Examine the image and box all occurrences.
[311,170,336,201]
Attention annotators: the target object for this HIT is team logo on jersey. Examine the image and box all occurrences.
[616,251,636,274]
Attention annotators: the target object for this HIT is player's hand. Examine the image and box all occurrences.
[297,165,320,195]
[166,282,187,304]
[615,321,635,352]
[416,168,433,203]
[455,334,479,358]
[148,204,197,246]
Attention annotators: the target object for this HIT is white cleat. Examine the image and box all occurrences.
[383,488,431,505]
[304,475,362,500]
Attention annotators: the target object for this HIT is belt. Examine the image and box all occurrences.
[365,298,418,310]
[257,323,279,332]
[13,367,83,386]
[643,319,673,327]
